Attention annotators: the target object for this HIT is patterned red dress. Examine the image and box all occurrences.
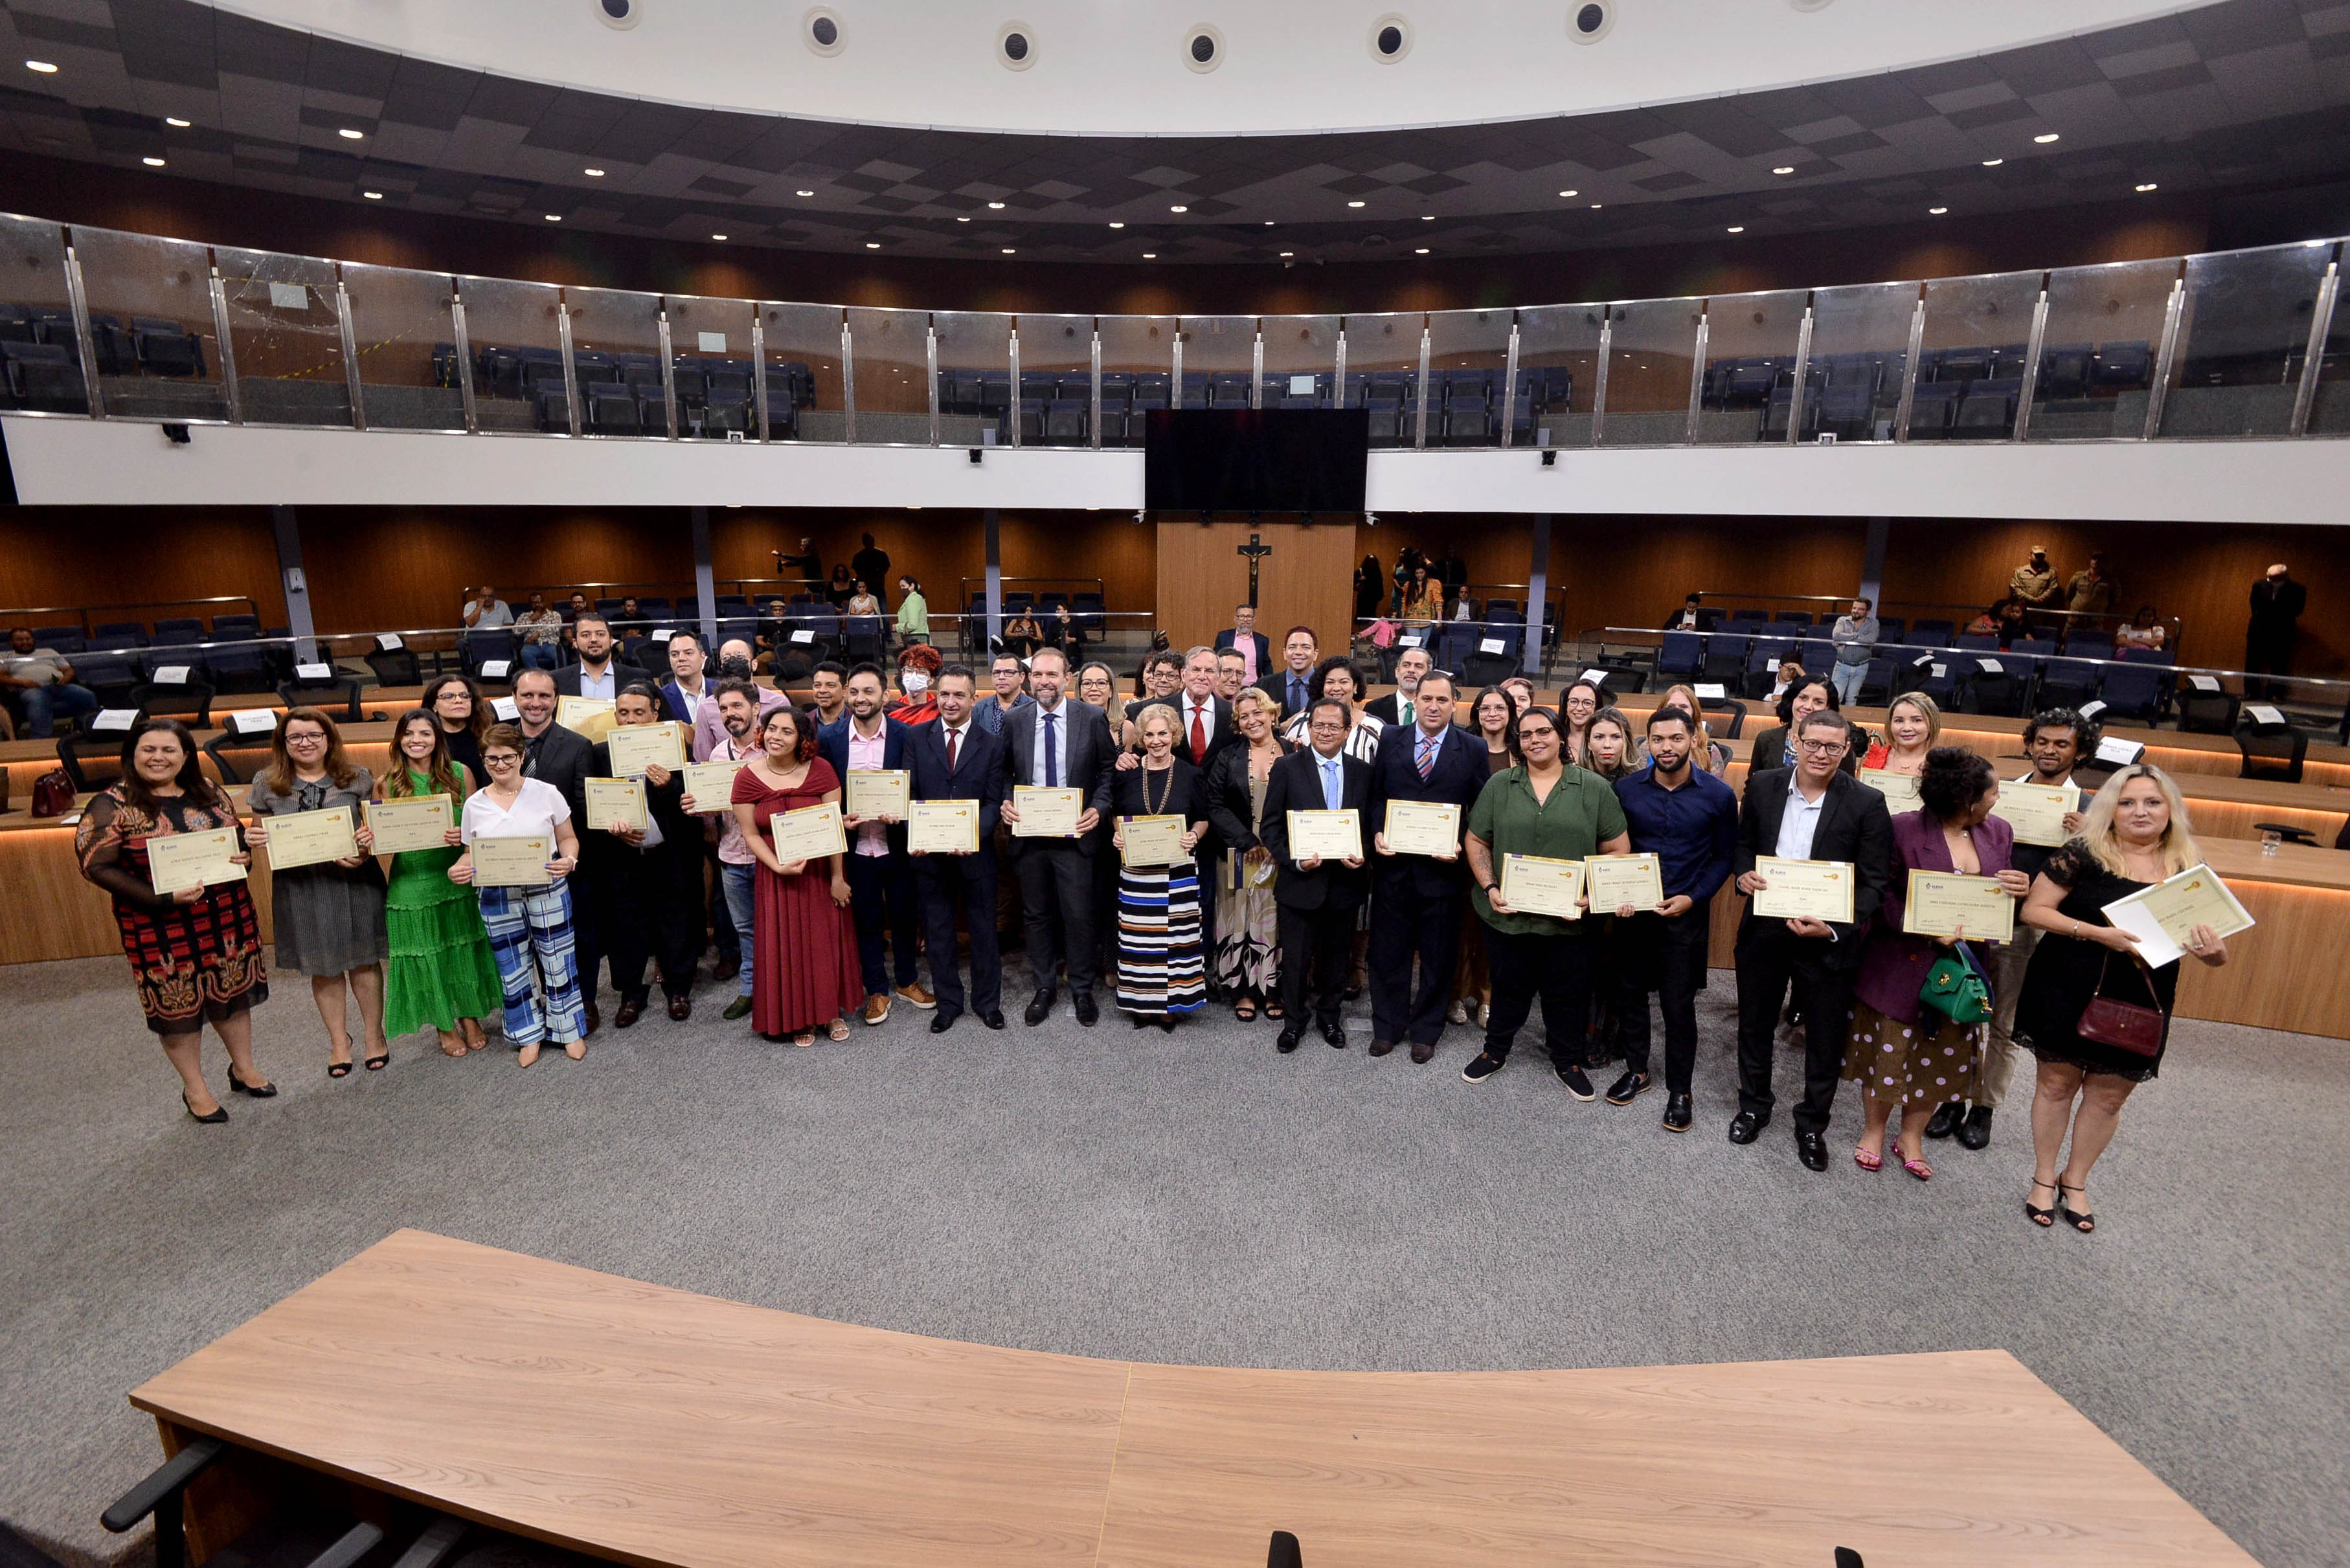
[732,757,862,1038]
[75,785,269,1034]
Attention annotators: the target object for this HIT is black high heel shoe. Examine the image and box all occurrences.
[182,1092,228,1124]
[2024,1178,2057,1227]
[2057,1183,2095,1233]
[227,1067,277,1098]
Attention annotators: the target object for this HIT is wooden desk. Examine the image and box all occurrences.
[132,1230,2252,1568]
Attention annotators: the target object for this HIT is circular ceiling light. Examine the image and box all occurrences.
[596,0,642,28]
[1369,14,1412,63]
[1726,225,1743,233]
[1169,203,1188,213]
[1278,250,1294,257]
[1982,158,2004,167]
[142,156,164,167]
[2033,132,2059,144]
[956,216,970,222]
[25,60,58,73]
[1184,24,1224,73]
[584,167,605,177]
[1788,0,1834,11]
[1347,199,1366,208]
[1415,247,1430,254]
[165,117,190,128]
[1568,3,1614,45]
[1772,166,1794,175]
[865,240,880,249]
[1928,206,1948,214]
[1002,247,1016,254]
[712,232,727,240]
[987,200,1006,209]
[1142,251,1158,258]
[2135,182,2158,192]
[1557,189,1579,198]
[804,8,845,55]
[544,214,561,222]
[363,190,382,199]
[997,23,1037,70]
[338,127,365,139]
[1109,221,1125,229]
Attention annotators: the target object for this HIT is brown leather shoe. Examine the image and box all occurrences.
[1368,1038,1395,1057]
[582,1001,601,1036]
[1410,1041,1436,1064]
[667,995,692,1022]
[863,993,891,1025]
[614,1000,642,1029]
[895,982,938,1010]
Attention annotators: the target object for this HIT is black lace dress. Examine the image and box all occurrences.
[2011,839,2175,1082]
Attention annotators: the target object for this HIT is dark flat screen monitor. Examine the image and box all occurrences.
[1142,409,1369,513]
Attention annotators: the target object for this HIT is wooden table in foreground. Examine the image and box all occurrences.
[131,1230,2252,1568]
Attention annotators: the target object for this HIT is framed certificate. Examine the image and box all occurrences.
[770,800,848,860]
[1120,813,1190,868]
[367,795,454,855]
[1383,800,1461,857]
[1904,869,2015,941]
[845,769,912,820]
[556,695,616,730]
[908,800,981,855]
[1990,780,2079,847]
[262,805,357,871]
[1857,767,1922,809]
[146,828,245,896]
[1750,857,1856,923]
[1498,853,1585,919]
[2103,864,2255,967]
[605,722,685,778]
[1285,808,1362,862]
[1585,852,1664,911]
[585,777,648,833]
[681,760,746,814]
[1011,785,1085,837]
[472,833,553,887]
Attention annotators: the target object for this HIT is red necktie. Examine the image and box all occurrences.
[1190,704,1207,765]
[946,726,961,773]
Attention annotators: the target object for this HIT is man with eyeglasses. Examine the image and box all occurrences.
[1727,708,1893,1170]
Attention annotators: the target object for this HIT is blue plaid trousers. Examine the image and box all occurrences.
[477,882,585,1046]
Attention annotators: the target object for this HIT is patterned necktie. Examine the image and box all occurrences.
[1041,710,1059,788]
[1417,732,1436,781]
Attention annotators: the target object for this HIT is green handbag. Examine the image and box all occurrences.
[1920,945,1994,1025]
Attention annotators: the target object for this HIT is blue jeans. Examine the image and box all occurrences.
[721,861,756,997]
[1831,661,1868,705]
[519,642,562,671]
[19,682,97,738]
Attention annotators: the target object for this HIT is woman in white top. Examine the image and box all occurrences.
[1280,655,1384,765]
[451,722,585,1066]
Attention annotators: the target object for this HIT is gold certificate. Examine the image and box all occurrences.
[2103,864,2255,965]
[1750,857,1856,923]
[146,827,245,896]
[1858,767,1922,809]
[585,777,648,833]
[1120,813,1190,868]
[1498,853,1586,919]
[845,768,912,820]
[262,805,358,871]
[605,722,685,778]
[907,800,981,855]
[1991,780,2079,847]
[1904,869,2016,941]
[1011,785,1085,838]
[770,800,848,860]
[471,833,552,886]
[681,760,746,814]
[1384,800,1462,857]
[556,695,616,731]
[1285,808,1363,862]
[1585,852,1664,911]
[367,794,453,855]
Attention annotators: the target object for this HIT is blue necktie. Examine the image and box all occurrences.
[1322,758,1341,811]
[1291,676,1304,712]
[1042,710,1059,788]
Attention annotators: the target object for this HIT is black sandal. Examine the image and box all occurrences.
[2057,1182,2095,1233]
[364,1051,390,1071]
[1234,998,1257,1022]
[2024,1178,2057,1227]
[328,1059,354,1079]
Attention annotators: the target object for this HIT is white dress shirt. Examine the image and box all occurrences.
[1030,698,1072,787]
[1774,772,1829,860]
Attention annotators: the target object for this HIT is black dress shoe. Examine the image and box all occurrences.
[183,1092,228,1124]
[712,954,741,983]
[1276,1028,1304,1054]
[1728,1110,1767,1145]
[1368,1038,1395,1057]
[1024,990,1056,1025]
[1662,1093,1693,1132]
[1958,1104,1994,1150]
[1409,1040,1435,1064]
[1924,1100,1964,1140]
[582,1001,602,1036]
[668,995,692,1021]
[930,1011,960,1034]
[1074,993,1100,1027]
[1320,1020,1347,1047]
[1796,1130,1829,1171]
[1603,1070,1649,1106]
[980,1009,1006,1029]
[615,1000,643,1029]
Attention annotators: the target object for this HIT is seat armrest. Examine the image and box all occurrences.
[101,1439,226,1532]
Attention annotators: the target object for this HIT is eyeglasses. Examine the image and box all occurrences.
[1796,737,1847,754]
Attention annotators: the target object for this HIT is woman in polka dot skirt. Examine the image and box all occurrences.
[1843,747,2030,1179]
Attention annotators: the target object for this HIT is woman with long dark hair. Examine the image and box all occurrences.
[376,709,500,1057]
[423,673,490,785]
[1450,684,1520,1027]
[733,704,862,1046]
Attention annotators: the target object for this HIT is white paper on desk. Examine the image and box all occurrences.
[2096,736,2145,766]
[1912,653,1934,668]
[1930,663,1947,678]
[229,709,278,735]
[2077,699,2108,720]
[297,662,332,680]
[152,666,190,685]
[791,629,815,645]
[1976,657,2004,675]
[491,697,519,721]
[92,708,137,732]
[1579,668,1610,686]
[479,659,512,678]
[652,629,673,642]
[2188,675,2220,692]
[1694,683,1726,700]
[1397,633,1423,648]
[1480,638,1504,655]
[376,633,403,651]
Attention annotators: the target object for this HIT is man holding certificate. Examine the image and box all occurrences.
[997,647,1117,1027]
[1260,697,1374,1052]
[1458,704,1631,1092]
[907,665,1009,1031]
[585,685,705,1025]
[1364,671,1487,1063]
[1729,709,1893,1170]
[819,664,934,1025]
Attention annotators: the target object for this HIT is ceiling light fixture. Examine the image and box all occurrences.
[338,127,365,139]
[1002,247,1015,254]
[1928,206,1948,215]
[988,200,1006,209]
[1590,203,1603,210]
[1982,158,2004,167]
[1265,220,1275,227]
[1278,250,1293,257]
[1558,189,1578,197]
[2135,181,2158,192]
[712,233,728,240]
[1169,203,1188,213]
[1421,214,1435,221]
[1347,199,1366,208]
[1726,225,1743,233]
[363,190,382,199]
[797,189,815,197]
[165,117,190,128]
[2033,132,2059,144]
[584,167,605,177]
[25,60,57,73]
[142,156,164,167]
[866,241,880,248]
[545,214,561,221]
[956,216,971,222]
[1108,221,1125,229]
[1414,247,1430,254]
[1772,166,1794,175]
[1141,251,1157,258]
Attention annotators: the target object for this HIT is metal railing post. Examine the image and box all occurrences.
[557,303,582,436]
[1500,322,1520,447]
[2011,286,2050,442]
[839,320,857,443]
[1250,328,1265,409]
[1088,328,1102,449]
[1784,304,1813,445]
[1333,324,1348,403]
[1684,313,1709,443]
[1590,315,1613,446]
[657,311,679,438]
[62,242,105,418]
[335,278,365,431]
[2143,273,2186,440]
[1413,324,1431,448]
[751,316,771,440]
[449,293,479,433]
[1006,329,1021,446]
[2290,258,2339,437]
[1893,293,1925,442]
[929,325,942,446]
[209,267,242,425]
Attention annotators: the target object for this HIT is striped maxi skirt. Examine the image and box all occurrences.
[1114,862,1208,1019]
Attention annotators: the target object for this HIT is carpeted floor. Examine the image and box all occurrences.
[1,951,2343,1568]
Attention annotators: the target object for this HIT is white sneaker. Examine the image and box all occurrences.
[1446,1000,1470,1025]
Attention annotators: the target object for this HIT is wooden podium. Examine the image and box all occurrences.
[1154,517,1360,658]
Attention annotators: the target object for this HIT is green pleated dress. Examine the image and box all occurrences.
[382,765,503,1037]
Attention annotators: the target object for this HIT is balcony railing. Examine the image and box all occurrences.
[3,210,2346,453]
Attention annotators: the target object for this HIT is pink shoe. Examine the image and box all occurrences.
[1895,1139,1932,1181]
[1853,1144,1884,1172]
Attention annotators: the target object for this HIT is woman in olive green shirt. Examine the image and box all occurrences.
[894,575,930,646]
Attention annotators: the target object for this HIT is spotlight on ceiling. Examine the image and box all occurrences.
[545,214,561,221]
[2033,132,2060,144]
[1772,166,1794,175]
[1726,225,1743,233]
[2135,182,2158,192]
[1982,158,2004,167]
[1141,251,1157,258]
[712,233,727,240]
[363,190,383,199]
[1109,221,1125,229]
[866,241,880,248]
[1928,206,1948,215]
[988,200,1006,209]
[1169,203,1188,213]
[338,127,365,139]
[1346,199,1366,208]
[165,117,190,128]
[1414,247,1430,254]
[797,189,815,197]
[584,167,605,177]
[1557,189,1578,198]
[25,60,57,73]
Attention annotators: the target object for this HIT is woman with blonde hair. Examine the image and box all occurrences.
[1204,686,1292,1021]
[2011,765,2231,1231]
[1860,691,1941,774]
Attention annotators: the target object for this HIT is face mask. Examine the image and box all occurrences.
[901,669,931,695]
[719,655,752,678]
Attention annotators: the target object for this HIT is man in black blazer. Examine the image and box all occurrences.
[997,645,1118,1026]
[1364,645,1433,728]
[551,612,624,701]
[1212,604,1272,688]
[1728,708,1895,1170]
[1256,625,1321,721]
[512,667,604,1031]
[1260,697,1373,1053]
[819,664,931,1024]
[586,684,705,1024]
[1363,671,1487,1062]
[908,664,1008,1032]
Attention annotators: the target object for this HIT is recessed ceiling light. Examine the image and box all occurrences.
[1981,158,2004,167]
[25,60,57,73]
[956,216,970,222]
[1142,251,1157,258]
[1169,204,1188,213]
[1414,247,1430,254]
[1346,199,1365,208]
[1002,247,1015,254]
[1772,166,1794,175]
[1278,250,1293,257]
[712,233,728,240]
[797,189,815,197]
[1558,189,1578,198]
[1726,225,1743,233]
[363,190,382,199]
[338,128,365,139]
[545,214,561,221]
[1928,206,1948,215]
[1108,221,1125,229]
[584,167,605,177]
[164,117,190,128]
[1422,214,1435,221]
[2033,132,2059,144]
[988,200,1006,209]
[2135,182,2158,192]
[1264,220,1275,227]
[1590,203,1603,210]
[142,156,165,167]
[866,241,880,249]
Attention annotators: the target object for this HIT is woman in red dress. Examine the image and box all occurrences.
[730,703,861,1046]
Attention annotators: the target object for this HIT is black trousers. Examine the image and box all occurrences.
[1618,908,1712,1093]
[600,846,702,1002]
[1277,902,1355,1027]
[844,847,921,995]
[1367,877,1464,1046]
[918,851,1000,1018]
[1015,843,1098,995]
[1482,926,1593,1064]
[2245,629,2294,699]
[1734,924,1855,1132]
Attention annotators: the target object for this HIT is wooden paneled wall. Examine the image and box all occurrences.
[299,508,695,634]
[1156,519,1357,656]
[0,506,286,628]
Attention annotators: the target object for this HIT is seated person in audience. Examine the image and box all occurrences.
[1000,608,1046,659]
[1662,593,1704,631]
[588,683,705,1025]
[754,599,793,669]
[514,593,566,670]
[614,596,646,634]
[559,591,591,653]
[808,659,848,730]
[1829,598,1878,706]
[1995,596,2031,645]
[1048,601,1081,650]
[462,584,514,630]
[2116,605,2167,650]
[1963,600,2005,638]
[825,565,859,609]
[1215,648,1249,704]
[1747,676,1860,777]
[1,626,99,737]
[554,613,622,700]
[845,579,883,618]
[1763,656,1805,704]
[976,653,1035,736]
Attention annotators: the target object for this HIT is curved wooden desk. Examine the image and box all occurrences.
[133,1231,2248,1568]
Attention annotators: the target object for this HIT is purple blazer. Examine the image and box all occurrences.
[1851,808,2016,1025]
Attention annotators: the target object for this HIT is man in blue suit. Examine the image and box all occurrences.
[818,663,934,1024]
[1364,670,1489,1062]
[908,663,1008,1031]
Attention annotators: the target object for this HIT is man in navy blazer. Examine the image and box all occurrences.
[1212,604,1272,688]
[997,645,1118,1026]
[1363,671,1489,1062]
[818,664,932,1023]
[907,663,1008,1032]
[1261,697,1375,1053]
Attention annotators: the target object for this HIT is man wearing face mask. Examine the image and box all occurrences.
[512,668,604,1034]
[692,639,787,761]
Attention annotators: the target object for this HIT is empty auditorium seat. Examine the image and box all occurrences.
[2093,341,2153,389]
[1908,618,1955,647]
[1656,631,1704,679]
[2039,343,2094,399]
[1953,377,2020,438]
[586,384,642,436]
[1907,381,1963,438]
[3,341,85,411]
[131,317,206,377]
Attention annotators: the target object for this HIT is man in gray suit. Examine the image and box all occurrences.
[997,644,1116,1026]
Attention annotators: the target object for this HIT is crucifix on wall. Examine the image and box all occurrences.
[1237,532,1274,608]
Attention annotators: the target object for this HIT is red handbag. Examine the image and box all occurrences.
[30,768,74,818]
[2077,950,2168,1057]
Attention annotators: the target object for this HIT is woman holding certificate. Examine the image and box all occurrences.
[2012,767,2230,1232]
[1204,688,1293,1022]
[452,723,587,1067]
[74,717,270,1123]
[732,704,863,1046]
[1110,706,1212,1029]
[1844,748,2026,1179]
[243,709,390,1077]
[377,710,500,1058]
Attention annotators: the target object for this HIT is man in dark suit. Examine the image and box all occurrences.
[512,667,604,1032]
[818,663,932,1024]
[657,629,714,728]
[908,663,1008,1032]
[551,612,623,701]
[1363,671,1487,1062]
[998,644,1117,1026]
[586,683,705,1024]
[1728,708,1895,1170]
[1364,645,1432,728]
[1256,625,1320,721]
[1261,697,1373,1053]
[1212,604,1272,689]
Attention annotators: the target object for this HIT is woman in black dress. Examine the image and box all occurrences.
[2013,765,2231,1232]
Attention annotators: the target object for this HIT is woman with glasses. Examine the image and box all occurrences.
[1559,678,1604,767]
[451,722,585,1067]
[423,674,490,785]
[377,709,499,1057]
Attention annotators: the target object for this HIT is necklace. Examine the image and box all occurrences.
[1144,761,1174,815]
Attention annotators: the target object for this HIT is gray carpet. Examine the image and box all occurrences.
[2,952,2344,1568]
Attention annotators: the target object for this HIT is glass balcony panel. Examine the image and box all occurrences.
[2307,242,2350,435]
[1096,314,1175,447]
[1260,313,1340,410]
[2159,241,2335,440]
[1017,313,1094,446]
[0,213,86,412]
[844,306,930,444]
[562,285,664,438]
[71,226,228,420]
[1696,288,1808,445]
[1513,302,1606,447]
[1597,297,1702,447]
[933,309,1014,445]
[760,302,845,441]
[1805,281,1918,443]
[211,249,350,427]
[2025,258,2178,441]
[1342,311,1425,447]
[1426,308,1513,447]
[337,262,462,431]
[1914,269,2040,442]
[1179,315,1256,415]
[662,293,757,440]
[454,274,567,432]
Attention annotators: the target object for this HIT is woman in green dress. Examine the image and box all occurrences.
[376,708,502,1055]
